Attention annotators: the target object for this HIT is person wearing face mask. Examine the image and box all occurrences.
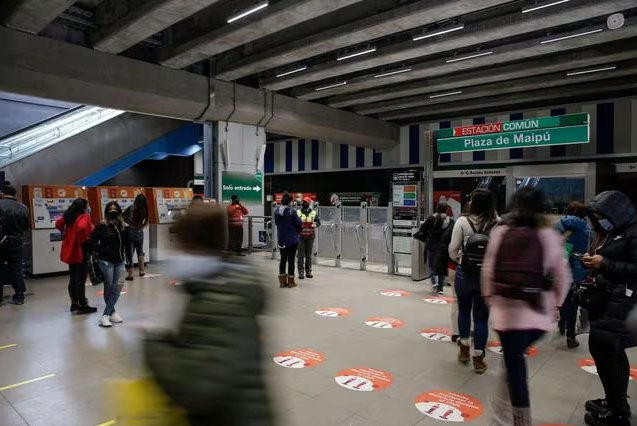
[55,198,97,314]
[274,192,302,288]
[297,197,320,280]
[580,191,637,426]
[88,201,130,328]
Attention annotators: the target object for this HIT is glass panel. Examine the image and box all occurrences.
[342,207,361,223]
[515,177,585,215]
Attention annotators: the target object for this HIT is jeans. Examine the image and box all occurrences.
[98,261,124,316]
[279,244,298,276]
[589,326,631,415]
[0,239,26,300]
[455,266,489,351]
[558,287,577,338]
[297,238,314,276]
[125,227,144,268]
[228,226,244,253]
[498,330,545,408]
[68,262,88,305]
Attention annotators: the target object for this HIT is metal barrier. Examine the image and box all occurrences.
[243,215,273,254]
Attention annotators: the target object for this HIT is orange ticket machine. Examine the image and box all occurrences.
[87,186,150,263]
[145,187,193,262]
[22,185,89,275]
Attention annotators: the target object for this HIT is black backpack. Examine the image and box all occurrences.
[493,226,551,311]
[461,220,495,278]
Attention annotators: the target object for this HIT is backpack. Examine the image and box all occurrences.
[461,219,495,278]
[493,227,552,311]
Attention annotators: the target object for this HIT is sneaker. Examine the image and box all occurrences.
[472,354,488,374]
[99,315,112,328]
[585,399,609,414]
[12,295,24,305]
[110,312,124,323]
[585,410,630,426]
[567,337,580,349]
[437,290,444,296]
[458,343,471,364]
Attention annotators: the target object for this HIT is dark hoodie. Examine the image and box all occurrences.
[587,191,637,346]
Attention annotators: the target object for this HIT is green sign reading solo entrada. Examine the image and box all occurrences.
[436,113,590,154]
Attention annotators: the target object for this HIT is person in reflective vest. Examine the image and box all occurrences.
[297,198,320,279]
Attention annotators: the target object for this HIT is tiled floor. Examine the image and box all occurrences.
[0,253,635,425]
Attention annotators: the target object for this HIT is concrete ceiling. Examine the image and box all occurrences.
[0,0,636,131]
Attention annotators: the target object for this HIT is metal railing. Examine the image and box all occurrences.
[0,106,125,168]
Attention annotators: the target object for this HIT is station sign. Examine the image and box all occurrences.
[436,113,589,154]
[221,171,263,204]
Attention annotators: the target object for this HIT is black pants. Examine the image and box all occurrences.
[125,227,144,268]
[279,244,298,276]
[558,288,577,338]
[498,329,545,408]
[228,226,243,253]
[297,238,314,276]
[589,326,631,415]
[68,263,88,305]
[0,240,26,300]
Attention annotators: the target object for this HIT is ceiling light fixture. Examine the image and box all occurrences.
[374,68,412,78]
[337,48,377,61]
[522,0,570,14]
[276,65,308,78]
[566,66,617,76]
[540,28,603,44]
[413,24,465,41]
[446,51,493,63]
[315,81,347,91]
[429,90,463,99]
[227,1,269,23]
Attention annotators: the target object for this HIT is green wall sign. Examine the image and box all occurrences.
[221,171,263,204]
[436,113,590,154]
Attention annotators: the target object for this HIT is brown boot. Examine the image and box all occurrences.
[472,353,488,374]
[458,342,470,364]
[138,256,146,277]
[287,275,297,288]
[125,268,134,281]
[278,275,287,288]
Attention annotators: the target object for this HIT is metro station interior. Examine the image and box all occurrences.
[1,0,637,425]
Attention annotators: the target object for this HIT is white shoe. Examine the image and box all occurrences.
[99,315,112,327]
[110,312,124,323]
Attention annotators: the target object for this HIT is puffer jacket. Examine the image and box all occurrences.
[587,191,637,347]
[555,215,591,283]
[274,205,302,248]
[144,258,272,426]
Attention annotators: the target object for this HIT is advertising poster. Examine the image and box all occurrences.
[433,191,462,219]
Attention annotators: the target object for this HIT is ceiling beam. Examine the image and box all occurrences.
[1,0,76,34]
[160,0,366,69]
[92,0,223,54]
[215,0,514,82]
[265,0,635,93]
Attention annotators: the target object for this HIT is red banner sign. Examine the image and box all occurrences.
[453,123,503,137]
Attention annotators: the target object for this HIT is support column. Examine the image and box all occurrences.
[202,122,215,199]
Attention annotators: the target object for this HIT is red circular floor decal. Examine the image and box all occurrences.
[365,317,405,329]
[420,328,453,342]
[487,342,538,358]
[578,359,637,380]
[273,349,325,369]
[423,296,455,305]
[315,308,351,317]
[95,290,127,296]
[334,367,393,392]
[415,391,483,422]
[380,290,410,297]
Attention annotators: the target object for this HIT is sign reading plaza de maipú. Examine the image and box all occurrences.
[436,113,590,154]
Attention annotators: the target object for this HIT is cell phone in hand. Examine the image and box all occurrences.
[572,253,584,258]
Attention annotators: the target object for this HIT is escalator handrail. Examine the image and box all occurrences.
[0,105,85,142]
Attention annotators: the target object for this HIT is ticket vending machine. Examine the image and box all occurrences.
[22,185,89,275]
[87,186,150,264]
[145,187,193,262]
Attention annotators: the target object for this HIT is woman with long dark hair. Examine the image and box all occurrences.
[55,198,98,314]
[420,203,452,295]
[274,192,302,288]
[448,188,498,374]
[124,194,149,280]
[88,201,129,328]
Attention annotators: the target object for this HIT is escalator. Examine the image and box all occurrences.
[0,92,78,139]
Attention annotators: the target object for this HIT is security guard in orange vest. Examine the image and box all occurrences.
[297,198,319,279]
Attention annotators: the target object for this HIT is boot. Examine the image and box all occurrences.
[472,353,488,374]
[585,410,631,426]
[125,268,134,281]
[287,275,297,288]
[458,342,470,364]
[511,407,532,426]
[278,275,288,288]
[138,256,146,277]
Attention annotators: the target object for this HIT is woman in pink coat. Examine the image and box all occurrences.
[481,187,571,426]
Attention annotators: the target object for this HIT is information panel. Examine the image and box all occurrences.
[26,185,88,230]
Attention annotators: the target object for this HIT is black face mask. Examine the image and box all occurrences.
[302,203,310,210]
[107,211,119,221]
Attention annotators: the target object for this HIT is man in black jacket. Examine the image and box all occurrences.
[0,185,30,305]
[581,191,637,426]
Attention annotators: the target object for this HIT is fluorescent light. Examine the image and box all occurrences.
[446,51,493,63]
[413,24,465,41]
[429,91,462,99]
[567,66,617,76]
[540,28,603,44]
[337,48,377,61]
[374,68,412,78]
[227,2,269,23]
[522,0,570,13]
[315,81,347,91]
[276,66,308,78]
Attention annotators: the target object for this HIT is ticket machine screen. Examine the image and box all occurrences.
[32,198,74,229]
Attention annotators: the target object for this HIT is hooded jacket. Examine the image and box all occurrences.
[144,256,272,426]
[274,205,302,248]
[587,191,637,347]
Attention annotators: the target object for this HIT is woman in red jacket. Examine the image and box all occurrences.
[55,198,97,314]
